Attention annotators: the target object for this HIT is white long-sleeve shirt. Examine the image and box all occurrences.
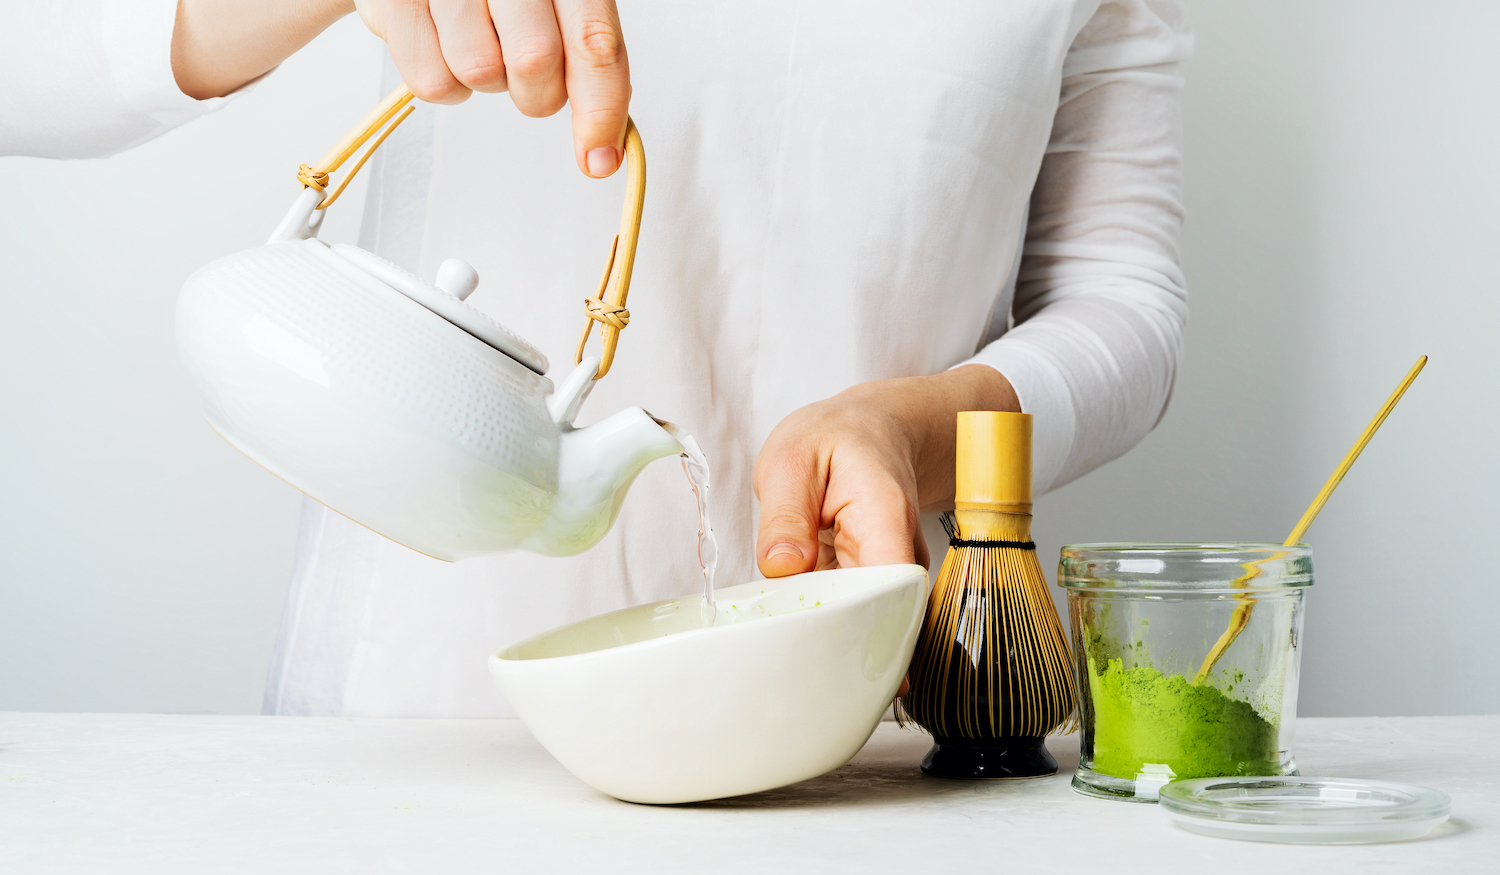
[3,0,1191,717]
[0,0,237,157]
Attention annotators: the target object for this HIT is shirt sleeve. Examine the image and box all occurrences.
[958,0,1193,495]
[0,0,247,159]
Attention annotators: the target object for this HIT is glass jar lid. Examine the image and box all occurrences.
[1158,776,1451,844]
[1058,543,1313,594]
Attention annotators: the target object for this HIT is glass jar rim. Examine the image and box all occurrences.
[1058,542,1313,592]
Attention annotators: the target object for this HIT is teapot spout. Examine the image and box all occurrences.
[521,407,685,557]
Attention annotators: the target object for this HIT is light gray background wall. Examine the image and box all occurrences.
[2,3,1496,717]
[0,18,381,714]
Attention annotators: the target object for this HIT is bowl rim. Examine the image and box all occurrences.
[490,563,927,667]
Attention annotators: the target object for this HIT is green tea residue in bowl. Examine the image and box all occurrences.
[1088,658,1280,780]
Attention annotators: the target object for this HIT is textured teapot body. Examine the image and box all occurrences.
[176,191,681,561]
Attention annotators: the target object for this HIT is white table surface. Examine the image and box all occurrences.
[1,713,1494,874]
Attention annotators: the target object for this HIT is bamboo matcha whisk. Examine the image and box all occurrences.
[896,411,1077,779]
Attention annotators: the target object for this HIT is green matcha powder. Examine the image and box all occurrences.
[1087,658,1281,780]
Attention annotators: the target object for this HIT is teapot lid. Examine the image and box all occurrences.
[329,243,549,375]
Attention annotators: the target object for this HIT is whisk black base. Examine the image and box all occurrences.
[920,736,1057,780]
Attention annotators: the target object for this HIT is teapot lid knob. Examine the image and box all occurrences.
[435,259,480,301]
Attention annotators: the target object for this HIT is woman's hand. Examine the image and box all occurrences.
[172,0,631,178]
[753,364,1021,578]
[351,0,630,177]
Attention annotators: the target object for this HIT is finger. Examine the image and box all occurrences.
[828,484,920,569]
[753,443,826,579]
[429,0,507,93]
[815,528,838,571]
[554,0,629,177]
[491,0,567,116]
[375,0,471,104]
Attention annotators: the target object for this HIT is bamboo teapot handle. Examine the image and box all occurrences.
[298,84,647,382]
[573,119,645,380]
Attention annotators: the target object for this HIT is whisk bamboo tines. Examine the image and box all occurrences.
[896,412,1077,779]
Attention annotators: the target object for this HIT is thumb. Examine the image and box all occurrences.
[754,456,824,578]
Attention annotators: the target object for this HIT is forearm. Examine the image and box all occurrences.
[971,1,1190,495]
[171,0,353,99]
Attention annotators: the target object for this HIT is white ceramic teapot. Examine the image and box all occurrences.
[175,87,683,561]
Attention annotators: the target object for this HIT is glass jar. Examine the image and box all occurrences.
[1058,544,1313,802]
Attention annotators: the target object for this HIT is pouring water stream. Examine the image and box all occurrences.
[655,421,718,624]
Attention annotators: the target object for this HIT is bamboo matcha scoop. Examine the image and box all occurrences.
[1192,355,1428,685]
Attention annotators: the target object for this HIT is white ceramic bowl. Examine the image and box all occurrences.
[489,564,927,804]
